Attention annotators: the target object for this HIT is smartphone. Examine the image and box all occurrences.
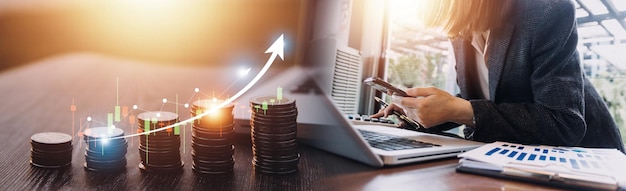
[363,77,409,97]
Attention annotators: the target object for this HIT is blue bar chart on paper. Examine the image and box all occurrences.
[481,143,612,171]
[459,141,626,186]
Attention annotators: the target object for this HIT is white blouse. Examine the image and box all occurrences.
[470,30,491,100]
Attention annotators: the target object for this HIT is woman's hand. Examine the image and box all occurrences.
[392,87,475,128]
[370,101,413,128]
[370,101,405,118]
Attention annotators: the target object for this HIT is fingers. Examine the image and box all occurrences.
[384,103,405,116]
[391,95,428,128]
[405,87,440,97]
[370,108,385,118]
[391,87,461,128]
[370,103,405,118]
[392,95,420,109]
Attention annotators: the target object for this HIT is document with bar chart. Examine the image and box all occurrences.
[457,142,626,190]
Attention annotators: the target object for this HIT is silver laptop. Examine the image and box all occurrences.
[235,66,483,167]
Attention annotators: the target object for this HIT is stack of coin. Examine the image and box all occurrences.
[190,99,236,174]
[30,132,73,168]
[137,111,183,173]
[250,96,299,174]
[83,127,127,172]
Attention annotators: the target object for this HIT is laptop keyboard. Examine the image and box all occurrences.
[358,129,440,151]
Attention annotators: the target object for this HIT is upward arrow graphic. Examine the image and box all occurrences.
[115,34,285,139]
[265,34,284,60]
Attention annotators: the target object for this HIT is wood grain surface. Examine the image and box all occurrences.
[0,53,560,191]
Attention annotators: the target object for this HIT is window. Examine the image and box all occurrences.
[576,0,626,147]
[383,0,456,95]
[382,0,460,135]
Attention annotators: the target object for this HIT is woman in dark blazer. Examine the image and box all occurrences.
[374,0,624,152]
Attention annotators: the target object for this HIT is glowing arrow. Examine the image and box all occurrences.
[110,34,285,140]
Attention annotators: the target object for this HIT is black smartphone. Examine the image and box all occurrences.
[363,77,409,97]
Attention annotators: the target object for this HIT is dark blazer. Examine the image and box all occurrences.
[439,0,624,152]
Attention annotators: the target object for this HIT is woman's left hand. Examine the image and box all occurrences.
[392,87,475,128]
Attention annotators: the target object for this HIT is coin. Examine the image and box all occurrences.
[191,123,235,133]
[250,96,296,108]
[31,132,72,147]
[137,111,178,123]
[138,162,184,173]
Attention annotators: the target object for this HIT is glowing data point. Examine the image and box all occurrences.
[239,67,251,77]
[184,103,189,108]
[208,109,218,115]
[162,98,167,103]
[87,117,92,121]
[133,105,138,110]
[195,88,200,93]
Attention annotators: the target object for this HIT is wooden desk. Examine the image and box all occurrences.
[0,54,559,190]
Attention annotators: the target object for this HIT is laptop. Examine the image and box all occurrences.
[235,66,483,167]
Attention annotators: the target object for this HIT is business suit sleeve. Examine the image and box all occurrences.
[470,1,586,146]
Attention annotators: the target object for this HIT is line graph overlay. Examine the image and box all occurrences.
[97,34,285,141]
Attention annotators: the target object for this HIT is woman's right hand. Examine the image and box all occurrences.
[370,102,406,119]
[371,102,414,128]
